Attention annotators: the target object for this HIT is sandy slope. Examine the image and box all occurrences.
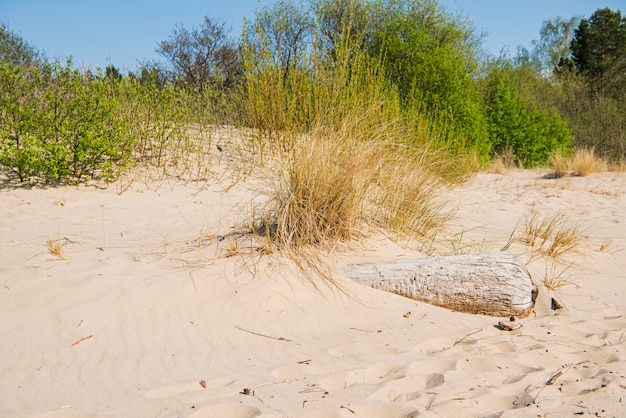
[1,169,625,418]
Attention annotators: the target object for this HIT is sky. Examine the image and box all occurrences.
[2,0,625,71]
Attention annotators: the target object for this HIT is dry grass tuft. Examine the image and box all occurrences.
[46,238,68,260]
[549,149,570,178]
[255,222,276,255]
[610,158,626,172]
[221,236,241,258]
[269,133,374,247]
[521,209,586,258]
[547,227,582,258]
[488,156,506,174]
[571,148,607,176]
[488,148,517,174]
[259,107,452,251]
[543,260,575,290]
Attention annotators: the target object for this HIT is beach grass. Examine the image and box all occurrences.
[571,148,607,176]
[543,259,575,290]
[255,106,453,252]
[521,209,586,258]
[549,149,570,178]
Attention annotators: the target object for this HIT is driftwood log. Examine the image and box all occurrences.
[344,252,537,318]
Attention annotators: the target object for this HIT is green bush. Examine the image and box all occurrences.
[0,63,44,181]
[0,60,135,182]
[485,69,572,167]
[363,0,490,158]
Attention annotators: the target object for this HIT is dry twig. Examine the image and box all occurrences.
[235,326,292,342]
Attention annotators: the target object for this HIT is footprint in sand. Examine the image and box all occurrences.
[144,377,235,399]
[301,343,410,391]
[367,372,445,402]
[317,362,408,391]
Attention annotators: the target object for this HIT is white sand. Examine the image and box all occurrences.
[1,168,625,417]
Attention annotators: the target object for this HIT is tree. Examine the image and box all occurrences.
[314,0,370,58]
[0,23,43,67]
[248,0,313,78]
[531,16,580,74]
[156,16,240,91]
[105,65,122,82]
[570,8,626,97]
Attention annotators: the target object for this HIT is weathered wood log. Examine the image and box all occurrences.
[344,252,537,318]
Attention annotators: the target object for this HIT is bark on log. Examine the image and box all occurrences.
[344,252,537,318]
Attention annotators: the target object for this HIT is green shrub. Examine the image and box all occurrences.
[0,60,136,182]
[485,69,572,167]
[364,0,490,158]
[0,63,45,181]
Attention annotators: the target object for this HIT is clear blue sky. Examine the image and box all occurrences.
[2,0,624,71]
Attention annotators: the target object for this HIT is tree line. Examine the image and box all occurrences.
[1,0,624,183]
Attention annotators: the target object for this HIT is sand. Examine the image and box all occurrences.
[1,167,625,417]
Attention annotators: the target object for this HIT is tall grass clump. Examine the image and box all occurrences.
[268,113,382,247]
[261,105,452,251]
[549,148,571,178]
[571,148,607,176]
[488,147,517,174]
[543,260,575,290]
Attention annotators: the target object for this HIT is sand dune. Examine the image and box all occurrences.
[1,169,625,417]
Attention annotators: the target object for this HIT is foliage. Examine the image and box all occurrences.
[518,16,580,74]
[553,71,626,160]
[243,0,490,163]
[4,1,626,187]
[498,7,626,163]
[0,63,43,181]
[243,6,403,149]
[484,68,572,167]
[156,16,240,91]
[569,7,626,98]
[362,0,489,155]
[0,60,135,182]
[313,0,371,59]
[549,8,626,160]
[0,22,43,67]
[246,0,313,79]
